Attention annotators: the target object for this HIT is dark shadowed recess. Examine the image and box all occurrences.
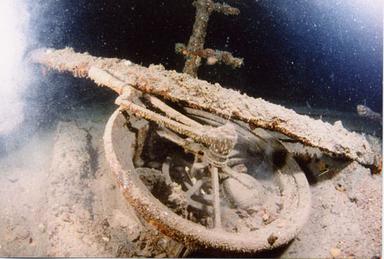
[28,0,382,113]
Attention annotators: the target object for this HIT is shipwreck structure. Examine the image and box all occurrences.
[175,0,243,77]
[29,47,381,253]
[30,48,380,173]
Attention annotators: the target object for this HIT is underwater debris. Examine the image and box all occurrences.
[175,43,243,69]
[103,107,311,253]
[175,0,243,77]
[356,104,382,124]
[29,48,381,173]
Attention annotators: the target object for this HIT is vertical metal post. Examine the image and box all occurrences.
[210,166,221,228]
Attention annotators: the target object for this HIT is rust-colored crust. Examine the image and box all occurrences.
[103,109,311,253]
[180,0,241,77]
[29,48,381,173]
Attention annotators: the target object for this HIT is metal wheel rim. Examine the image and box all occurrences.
[103,108,311,253]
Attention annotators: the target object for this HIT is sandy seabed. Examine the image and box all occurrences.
[0,103,381,258]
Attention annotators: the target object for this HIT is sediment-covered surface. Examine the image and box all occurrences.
[0,105,184,257]
[29,48,380,172]
[280,161,382,258]
[0,105,381,257]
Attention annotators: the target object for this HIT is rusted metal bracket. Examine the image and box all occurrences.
[176,0,242,77]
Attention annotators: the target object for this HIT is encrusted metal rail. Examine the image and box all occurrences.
[29,48,381,173]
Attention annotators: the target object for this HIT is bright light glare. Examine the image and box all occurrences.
[314,0,382,26]
[346,0,382,19]
[0,0,29,134]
